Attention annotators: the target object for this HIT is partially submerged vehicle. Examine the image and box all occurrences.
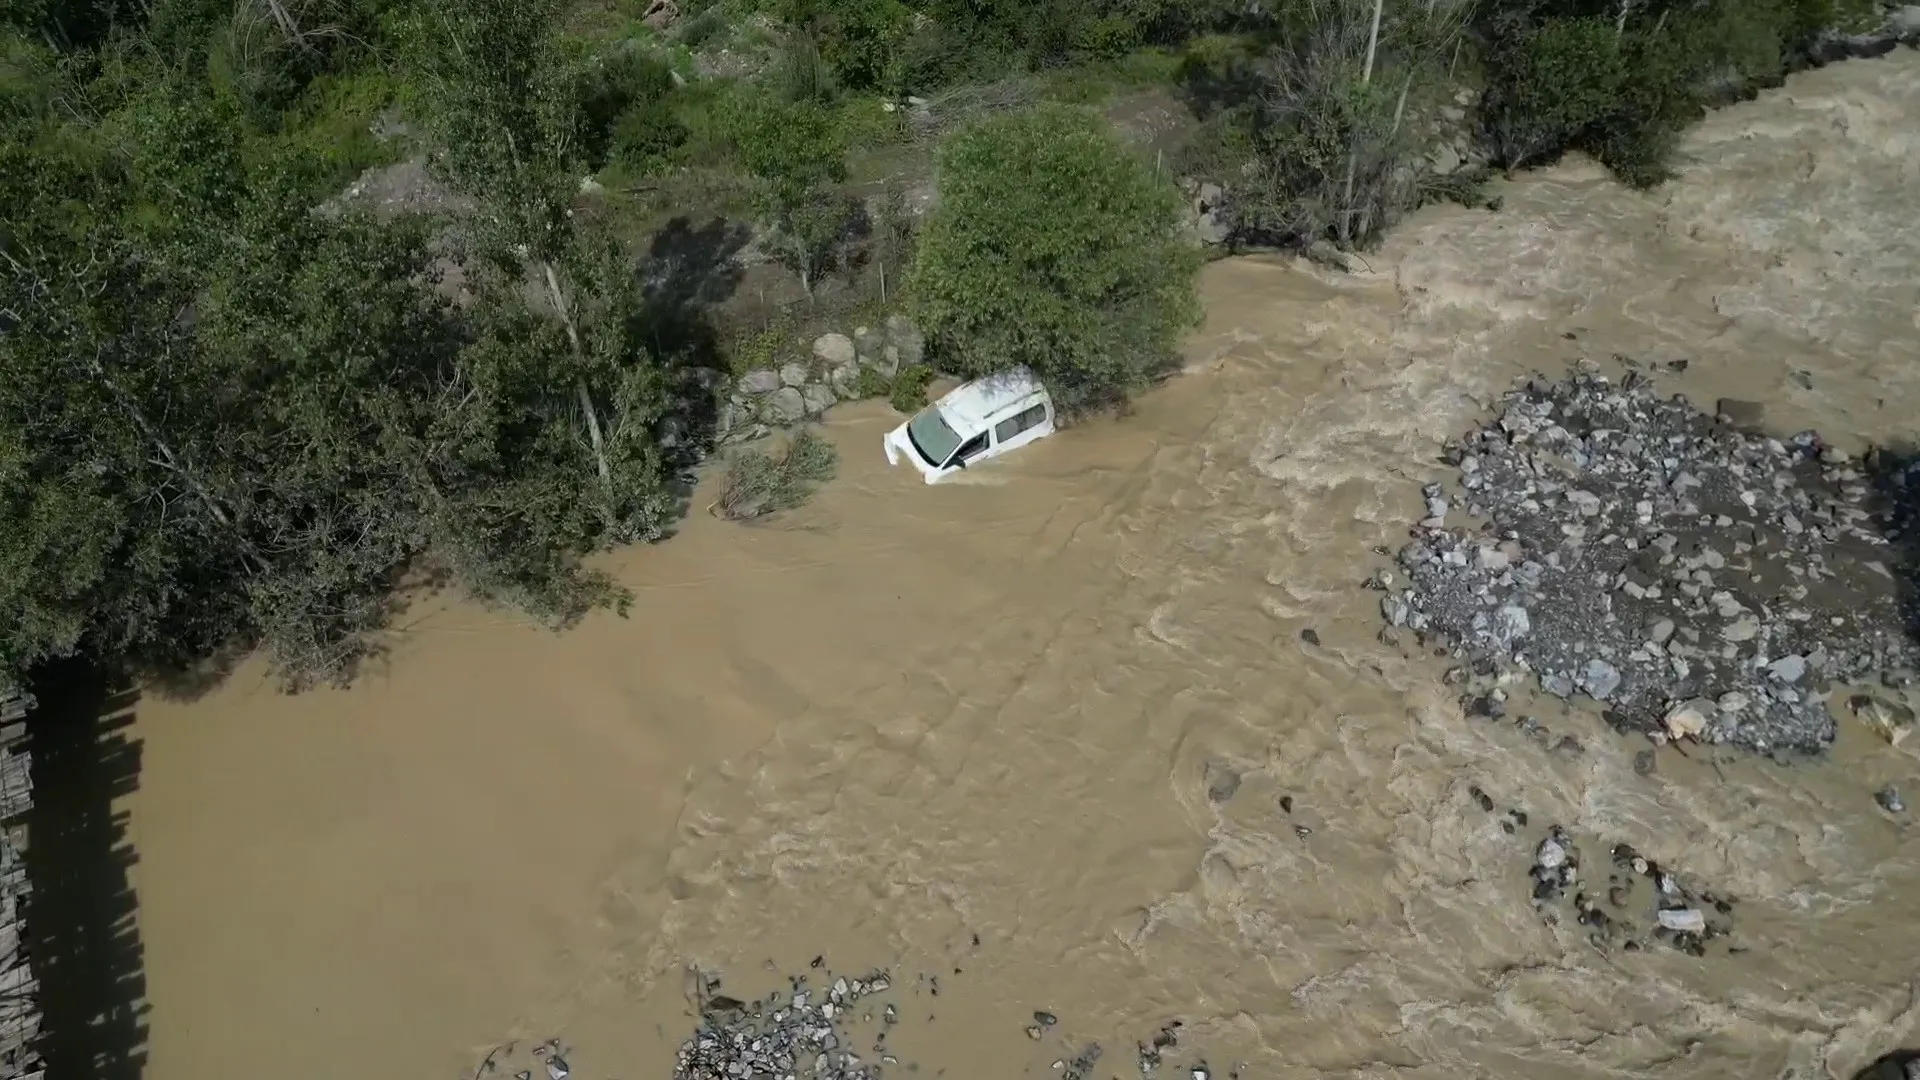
[883,369,1056,483]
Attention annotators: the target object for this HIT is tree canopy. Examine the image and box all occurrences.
[0,0,697,691]
[907,103,1200,414]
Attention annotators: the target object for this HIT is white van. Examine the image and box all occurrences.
[883,369,1056,484]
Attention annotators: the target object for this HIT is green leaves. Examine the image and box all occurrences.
[908,102,1199,415]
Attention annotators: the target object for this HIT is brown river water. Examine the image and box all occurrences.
[109,53,1920,1080]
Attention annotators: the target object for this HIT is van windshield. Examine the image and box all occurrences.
[906,406,964,467]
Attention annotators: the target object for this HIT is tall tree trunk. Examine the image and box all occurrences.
[540,261,614,491]
[1362,0,1384,83]
[1342,0,1389,248]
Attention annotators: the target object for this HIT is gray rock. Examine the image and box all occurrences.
[829,364,863,400]
[1542,673,1574,698]
[1580,658,1622,701]
[1893,5,1920,37]
[1381,595,1410,627]
[1567,490,1602,516]
[800,382,837,415]
[1877,786,1906,814]
[1495,605,1531,642]
[740,369,783,395]
[765,387,807,423]
[1535,836,1568,869]
[1721,615,1760,643]
[853,325,886,362]
[1766,654,1807,684]
[1194,210,1230,246]
[1647,618,1676,645]
[812,332,856,368]
[1429,141,1463,176]
[779,362,809,388]
[884,314,925,368]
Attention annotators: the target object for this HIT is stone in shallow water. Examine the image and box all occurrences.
[1581,658,1622,701]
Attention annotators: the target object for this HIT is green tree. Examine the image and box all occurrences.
[405,0,682,540]
[907,103,1199,414]
[729,93,851,296]
[1,49,681,690]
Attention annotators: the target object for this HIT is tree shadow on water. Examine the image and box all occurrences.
[23,661,149,1080]
[634,215,753,527]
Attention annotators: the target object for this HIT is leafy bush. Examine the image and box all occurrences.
[907,103,1198,415]
[773,0,911,92]
[611,99,690,172]
[1474,0,1859,187]
[1181,0,1467,250]
[585,48,680,167]
[888,363,932,412]
[713,428,839,520]
[853,365,893,399]
[769,29,837,102]
[1480,16,1627,172]
[727,91,852,292]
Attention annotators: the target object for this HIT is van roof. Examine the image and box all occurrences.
[935,368,1046,433]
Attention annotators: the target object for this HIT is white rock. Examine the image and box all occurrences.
[1717,690,1751,714]
[1721,615,1760,643]
[1535,837,1568,869]
[1664,698,1715,740]
[1656,908,1706,933]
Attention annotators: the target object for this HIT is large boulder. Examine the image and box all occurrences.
[740,369,783,394]
[801,382,838,415]
[829,364,863,400]
[779,362,809,388]
[853,324,886,363]
[883,314,924,368]
[813,332,856,368]
[764,387,808,424]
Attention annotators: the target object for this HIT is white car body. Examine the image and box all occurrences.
[883,369,1056,484]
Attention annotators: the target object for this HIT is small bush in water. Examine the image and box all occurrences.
[715,429,840,520]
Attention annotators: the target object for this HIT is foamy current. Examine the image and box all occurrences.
[115,51,1920,1080]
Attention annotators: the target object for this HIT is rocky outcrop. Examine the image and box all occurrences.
[717,314,927,444]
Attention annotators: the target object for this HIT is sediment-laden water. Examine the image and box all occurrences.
[115,51,1920,1080]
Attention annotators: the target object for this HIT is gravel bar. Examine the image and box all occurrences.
[1377,365,1920,755]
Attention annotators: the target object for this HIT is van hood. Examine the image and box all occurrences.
[884,423,943,483]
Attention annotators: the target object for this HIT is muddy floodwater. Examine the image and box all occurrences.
[112,53,1920,1080]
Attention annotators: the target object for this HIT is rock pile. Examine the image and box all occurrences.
[1523,822,1740,959]
[1377,366,1920,754]
[720,315,926,442]
[674,968,900,1080]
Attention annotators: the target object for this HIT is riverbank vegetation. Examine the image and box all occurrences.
[1,0,1901,693]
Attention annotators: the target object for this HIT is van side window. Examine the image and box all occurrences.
[993,402,1048,443]
[952,432,989,464]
